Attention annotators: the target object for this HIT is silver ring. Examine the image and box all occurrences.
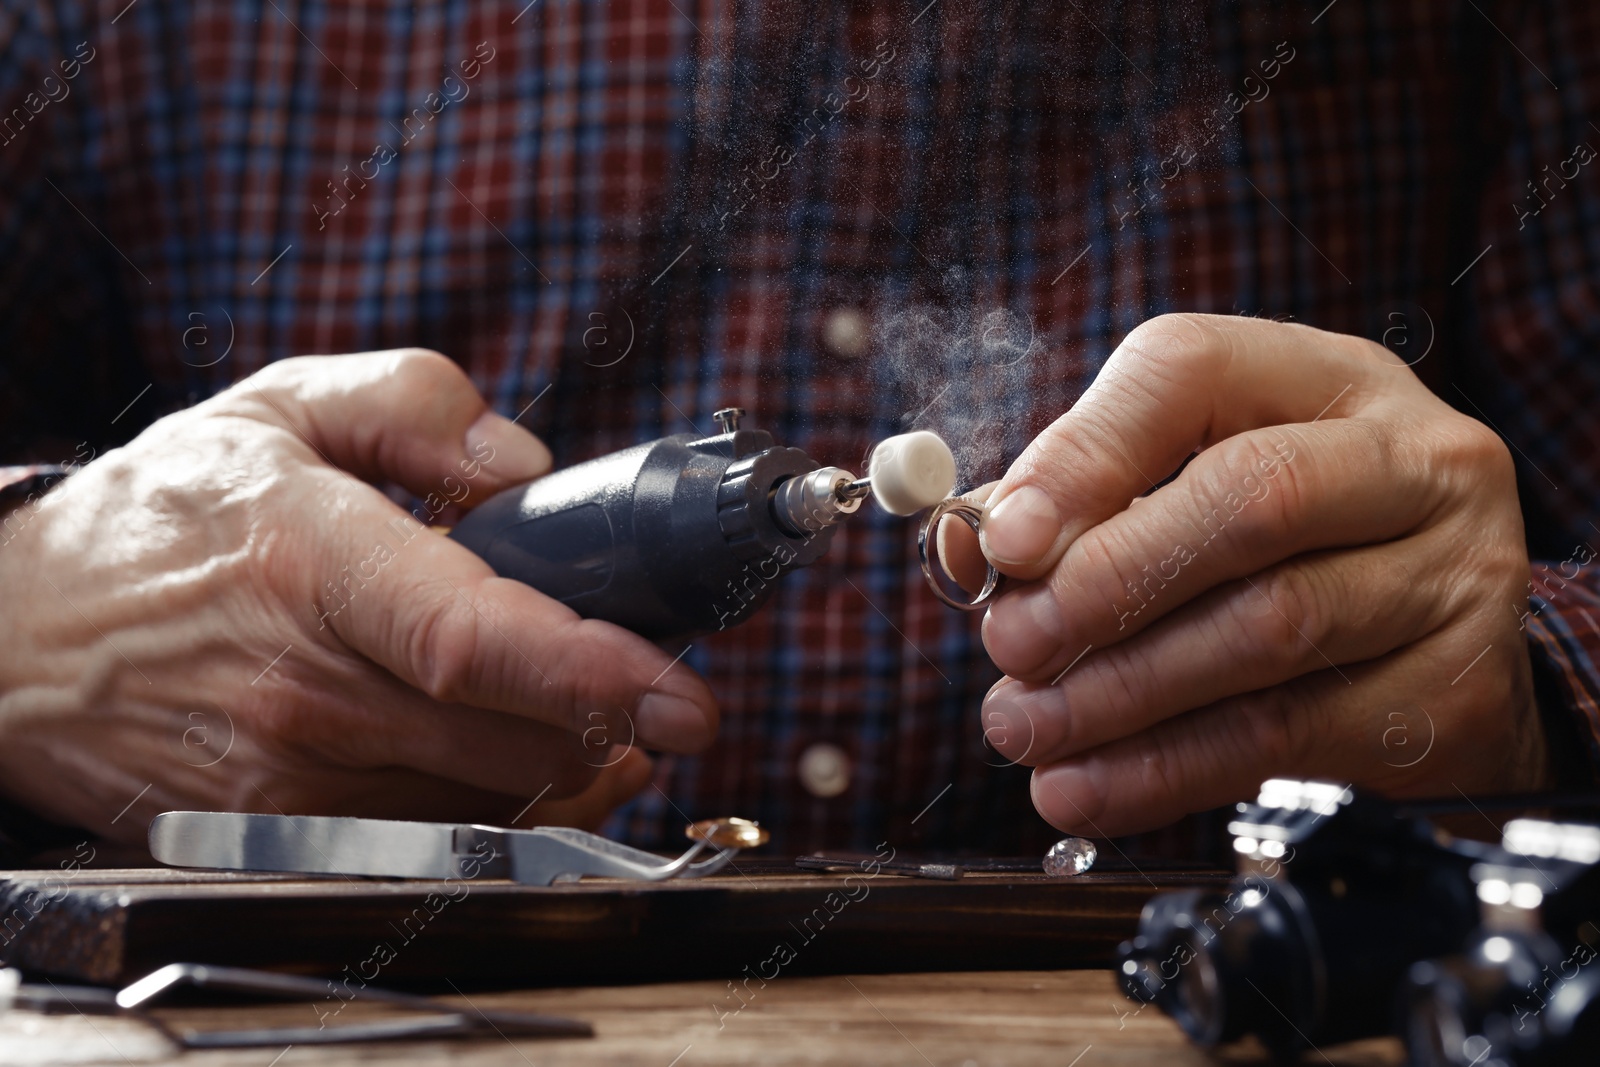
[917,497,1003,611]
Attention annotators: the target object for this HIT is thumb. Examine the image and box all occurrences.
[936,480,999,595]
[214,348,552,500]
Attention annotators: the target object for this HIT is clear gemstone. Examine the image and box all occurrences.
[1043,837,1097,876]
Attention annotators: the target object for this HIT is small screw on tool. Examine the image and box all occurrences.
[713,407,745,433]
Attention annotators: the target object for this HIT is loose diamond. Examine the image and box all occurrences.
[1043,836,1097,876]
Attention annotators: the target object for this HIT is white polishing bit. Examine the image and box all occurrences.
[868,431,958,516]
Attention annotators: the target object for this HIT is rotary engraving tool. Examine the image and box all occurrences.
[449,408,957,642]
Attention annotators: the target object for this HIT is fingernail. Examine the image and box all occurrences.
[634,692,713,752]
[981,680,1052,766]
[983,583,1062,676]
[981,485,1062,567]
[981,679,1023,746]
[464,411,553,483]
[1032,762,1105,832]
[985,676,1022,703]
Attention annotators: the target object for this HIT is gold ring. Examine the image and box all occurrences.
[686,817,770,850]
[917,497,1003,611]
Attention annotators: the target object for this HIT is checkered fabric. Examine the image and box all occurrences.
[2,0,1599,851]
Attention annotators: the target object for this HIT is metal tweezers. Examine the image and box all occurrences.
[1,962,593,1047]
[149,811,743,884]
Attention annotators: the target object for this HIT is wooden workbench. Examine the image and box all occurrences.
[0,864,1407,1065]
[0,863,1232,985]
[2,969,1405,1066]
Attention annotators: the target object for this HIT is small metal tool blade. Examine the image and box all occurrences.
[149,811,463,879]
[150,811,757,885]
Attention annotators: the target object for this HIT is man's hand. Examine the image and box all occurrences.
[0,350,716,841]
[971,314,1548,837]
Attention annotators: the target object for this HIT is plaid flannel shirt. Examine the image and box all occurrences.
[2,0,1599,853]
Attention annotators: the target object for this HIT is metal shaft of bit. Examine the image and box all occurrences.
[770,467,867,536]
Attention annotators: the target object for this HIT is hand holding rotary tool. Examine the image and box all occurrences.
[449,409,968,642]
[0,351,730,842]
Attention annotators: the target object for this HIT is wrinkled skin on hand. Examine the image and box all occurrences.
[0,350,718,841]
[945,314,1548,837]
